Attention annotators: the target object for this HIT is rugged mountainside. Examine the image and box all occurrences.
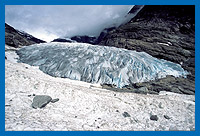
[98,5,195,94]
[99,5,195,80]
[5,23,46,48]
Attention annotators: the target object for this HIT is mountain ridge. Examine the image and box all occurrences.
[5,23,46,48]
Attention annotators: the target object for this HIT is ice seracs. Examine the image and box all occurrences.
[17,42,188,88]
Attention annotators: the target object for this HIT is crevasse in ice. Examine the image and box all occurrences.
[17,42,188,88]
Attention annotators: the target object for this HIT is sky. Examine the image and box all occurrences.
[5,5,134,42]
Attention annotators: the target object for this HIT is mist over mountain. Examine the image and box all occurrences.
[5,5,134,42]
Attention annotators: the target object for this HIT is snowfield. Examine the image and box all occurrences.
[5,52,195,131]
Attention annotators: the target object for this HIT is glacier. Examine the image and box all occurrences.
[16,42,188,88]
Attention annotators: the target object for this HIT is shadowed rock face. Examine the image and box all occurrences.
[99,5,195,81]
[98,5,195,95]
[133,75,195,95]
[102,75,195,95]
[5,23,46,48]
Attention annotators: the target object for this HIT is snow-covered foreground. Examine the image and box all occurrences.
[5,58,195,131]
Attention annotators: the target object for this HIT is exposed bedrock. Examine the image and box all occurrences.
[5,23,46,48]
[99,5,195,81]
[99,5,195,95]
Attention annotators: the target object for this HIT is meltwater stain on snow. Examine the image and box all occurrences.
[17,42,188,88]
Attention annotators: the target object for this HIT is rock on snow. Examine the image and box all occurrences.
[5,58,195,131]
[32,95,52,109]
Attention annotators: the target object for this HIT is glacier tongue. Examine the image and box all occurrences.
[17,42,188,88]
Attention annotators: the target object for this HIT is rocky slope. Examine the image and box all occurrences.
[99,6,195,78]
[5,23,46,48]
[103,75,195,95]
[99,5,195,94]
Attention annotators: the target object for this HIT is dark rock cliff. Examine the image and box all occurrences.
[5,23,46,48]
[99,5,195,78]
[99,5,195,94]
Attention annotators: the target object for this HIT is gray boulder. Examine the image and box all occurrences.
[32,95,52,109]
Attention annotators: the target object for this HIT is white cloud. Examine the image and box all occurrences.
[5,5,134,42]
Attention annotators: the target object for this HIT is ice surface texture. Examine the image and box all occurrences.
[17,43,188,88]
